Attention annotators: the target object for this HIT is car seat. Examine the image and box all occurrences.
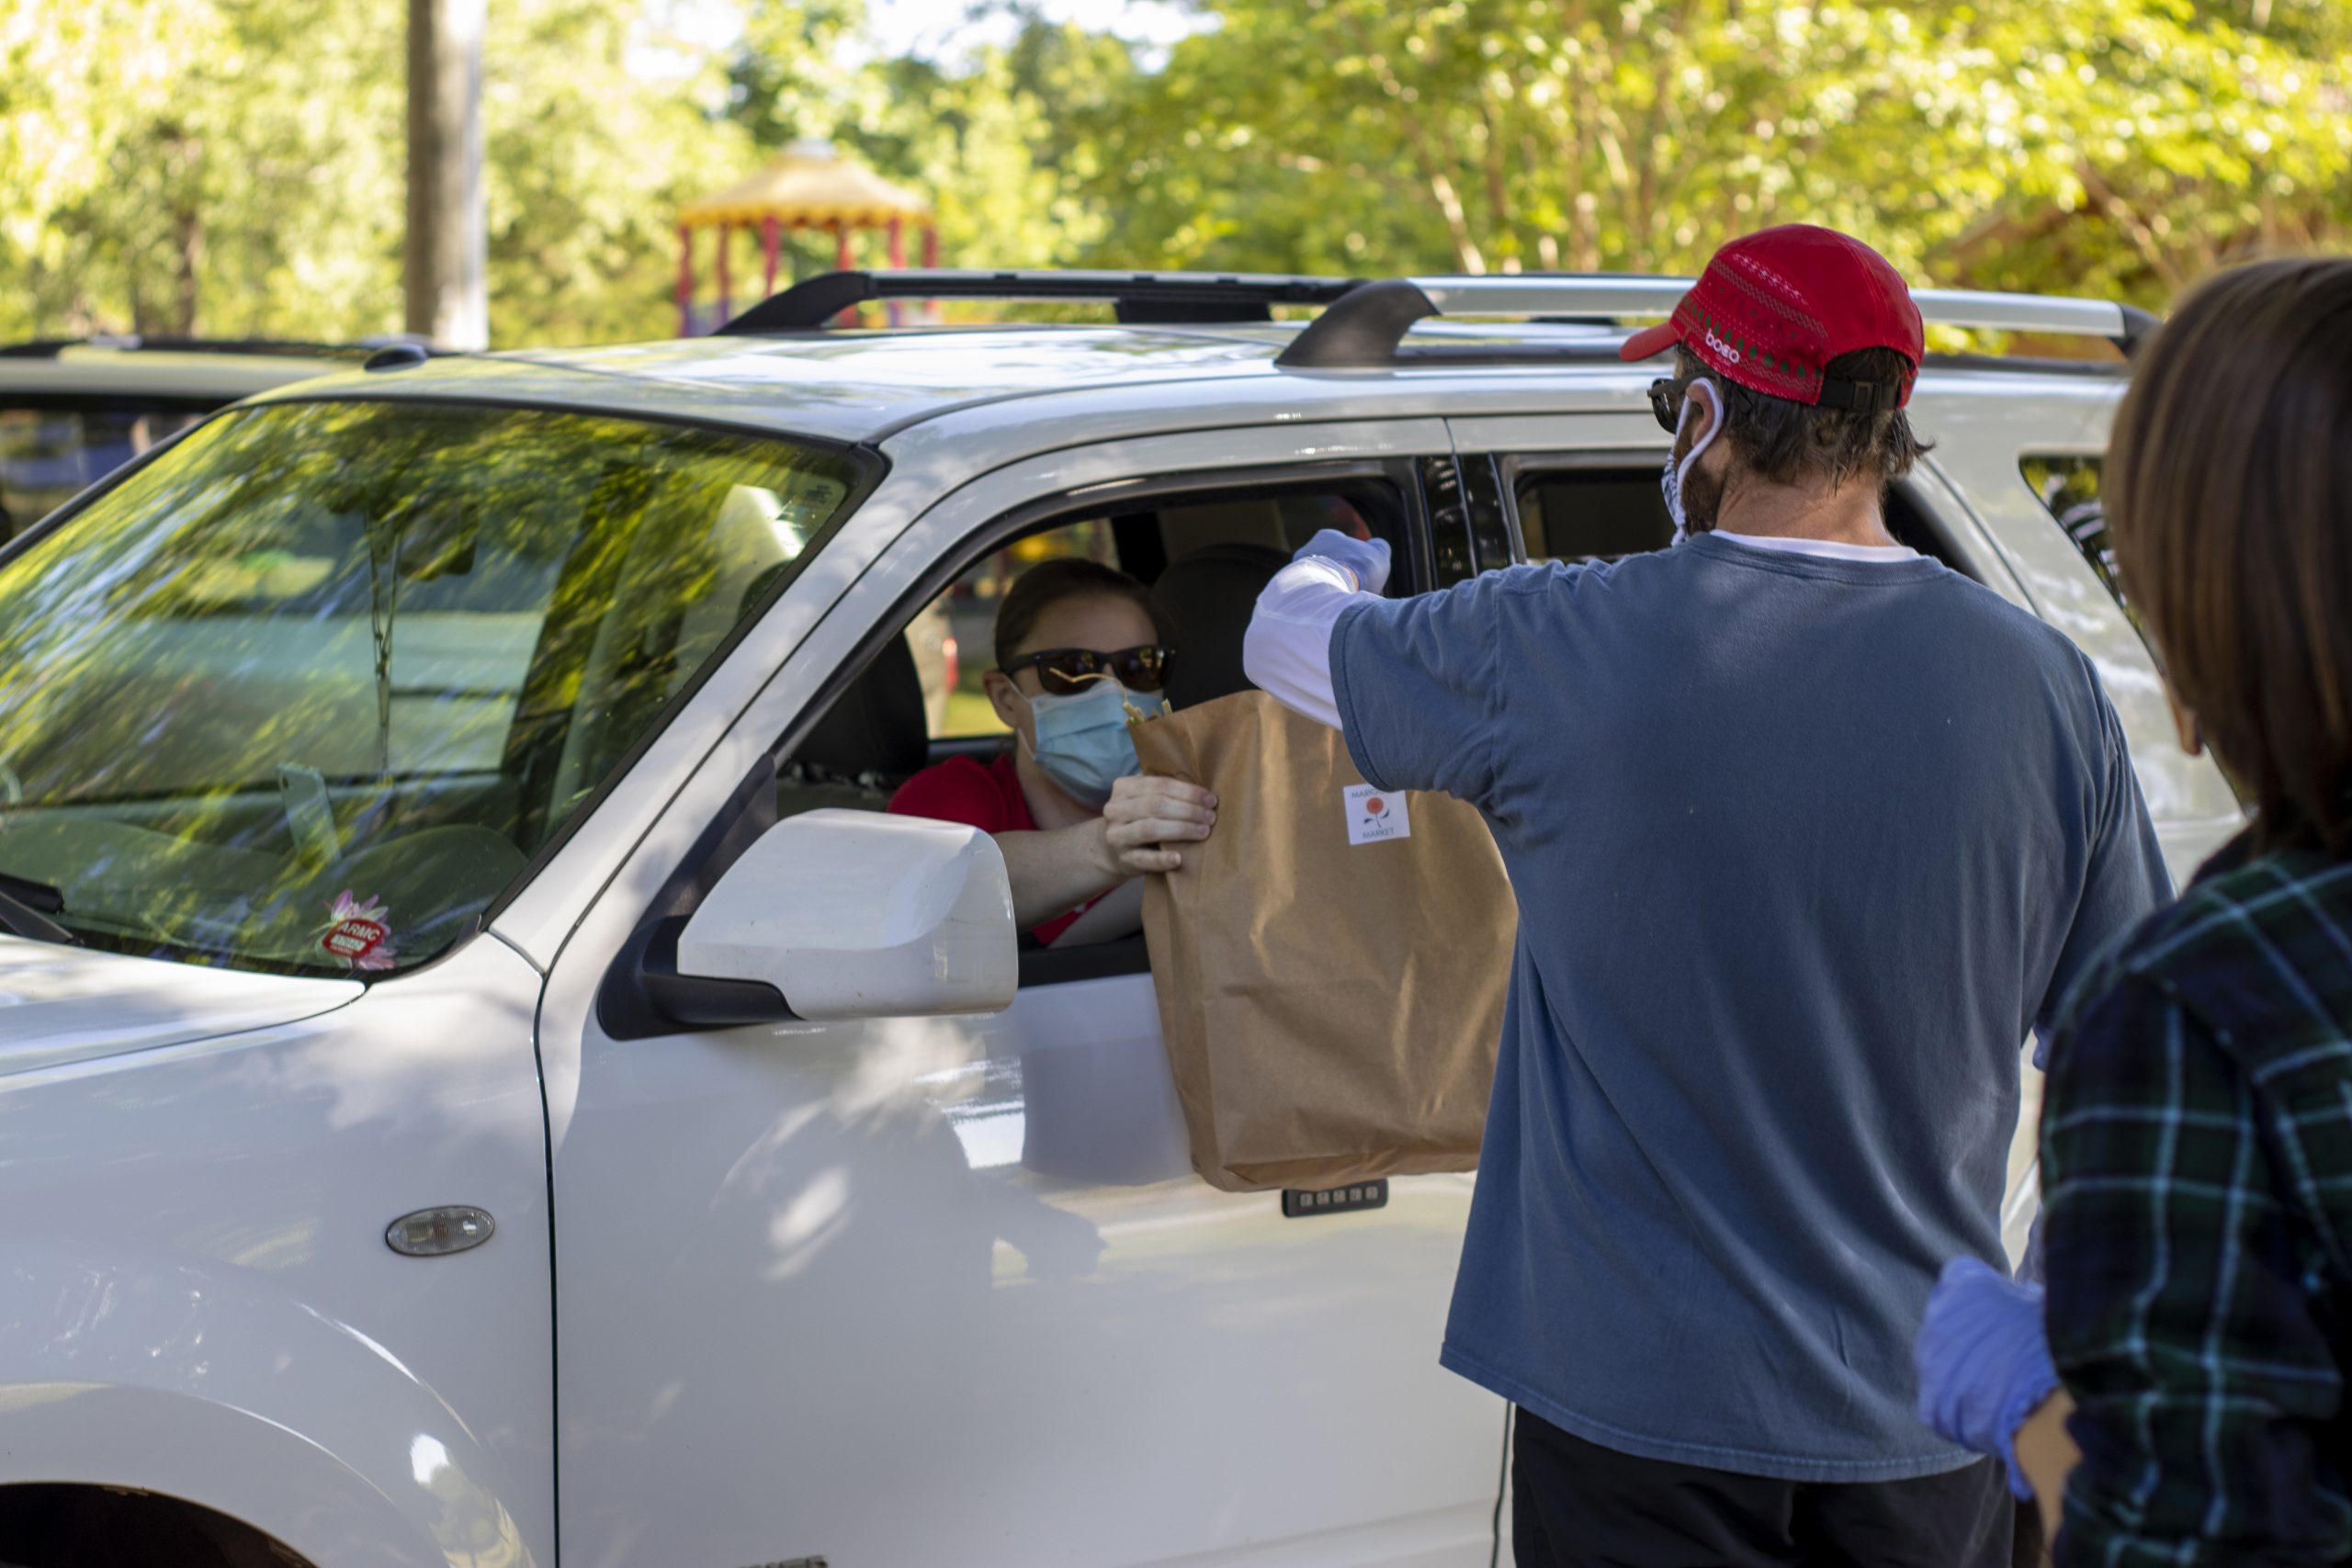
[777,632,929,814]
[1148,542,1291,712]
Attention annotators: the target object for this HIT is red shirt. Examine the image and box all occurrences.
[888,753,1097,944]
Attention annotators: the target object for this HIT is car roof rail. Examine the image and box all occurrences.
[717,268,1366,333]
[1273,276,2159,370]
[0,334,438,360]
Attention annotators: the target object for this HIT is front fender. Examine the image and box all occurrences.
[0,1247,530,1568]
[0,936,550,1567]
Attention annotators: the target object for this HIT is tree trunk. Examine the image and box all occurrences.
[405,0,488,348]
[167,125,203,336]
[1428,171,1487,275]
[1476,101,1513,269]
[172,188,203,337]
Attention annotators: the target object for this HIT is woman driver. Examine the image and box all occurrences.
[889,558,1217,944]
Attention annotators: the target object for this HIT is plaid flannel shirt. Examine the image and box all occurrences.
[2041,832,2352,1565]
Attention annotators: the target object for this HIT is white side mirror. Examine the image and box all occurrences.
[677,808,1017,1021]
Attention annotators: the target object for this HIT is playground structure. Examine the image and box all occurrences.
[676,140,935,334]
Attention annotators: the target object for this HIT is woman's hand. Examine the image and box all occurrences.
[1097,774,1217,875]
[2015,1389,2080,1548]
[993,776,1216,928]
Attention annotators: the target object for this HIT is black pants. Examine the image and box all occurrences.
[1511,1408,2019,1568]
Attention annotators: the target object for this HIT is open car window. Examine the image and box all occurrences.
[922,488,1399,741]
[775,465,1412,969]
[0,399,864,976]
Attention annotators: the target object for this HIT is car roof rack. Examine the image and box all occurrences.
[0,334,435,360]
[1274,276,2159,370]
[717,268,1365,334]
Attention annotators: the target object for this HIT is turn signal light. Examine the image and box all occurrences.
[385,1206,496,1257]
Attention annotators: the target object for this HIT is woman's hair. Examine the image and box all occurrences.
[2108,256,2352,852]
[991,556,1171,671]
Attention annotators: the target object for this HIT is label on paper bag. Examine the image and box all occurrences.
[1341,784,1410,846]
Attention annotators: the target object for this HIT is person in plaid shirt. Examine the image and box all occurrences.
[1916,257,2352,1562]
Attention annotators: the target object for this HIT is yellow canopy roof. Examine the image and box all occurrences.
[681,141,931,230]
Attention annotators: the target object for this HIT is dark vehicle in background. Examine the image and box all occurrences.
[0,338,383,544]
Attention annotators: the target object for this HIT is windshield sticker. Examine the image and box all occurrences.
[1342,784,1410,847]
[320,890,398,972]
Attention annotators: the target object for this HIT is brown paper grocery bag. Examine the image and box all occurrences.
[1133,691,1515,1193]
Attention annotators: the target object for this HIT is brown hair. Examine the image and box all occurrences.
[1675,344,1930,491]
[991,556,1170,671]
[2107,257,2352,853]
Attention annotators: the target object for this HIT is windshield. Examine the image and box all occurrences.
[0,399,863,976]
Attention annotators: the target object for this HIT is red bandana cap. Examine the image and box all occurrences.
[1619,224,1926,412]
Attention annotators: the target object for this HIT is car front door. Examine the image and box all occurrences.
[541,418,1510,1568]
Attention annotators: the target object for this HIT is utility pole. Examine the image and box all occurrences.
[404,0,488,349]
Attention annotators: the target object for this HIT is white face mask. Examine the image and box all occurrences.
[1659,378,1723,546]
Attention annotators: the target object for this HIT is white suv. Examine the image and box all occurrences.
[0,272,2241,1568]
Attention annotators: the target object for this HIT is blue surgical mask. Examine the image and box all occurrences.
[1659,378,1722,545]
[1023,681,1169,809]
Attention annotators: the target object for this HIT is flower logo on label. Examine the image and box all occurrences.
[320,889,397,972]
[1340,782,1411,845]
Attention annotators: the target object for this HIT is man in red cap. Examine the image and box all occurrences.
[1618,222,1933,547]
[1246,225,2166,1564]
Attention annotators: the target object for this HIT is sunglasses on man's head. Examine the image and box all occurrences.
[1003,644,1171,696]
[1647,377,1693,434]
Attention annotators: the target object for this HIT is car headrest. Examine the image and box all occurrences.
[1150,542,1292,711]
[794,633,929,780]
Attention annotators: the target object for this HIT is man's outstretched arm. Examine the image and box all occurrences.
[1242,530,1389,730]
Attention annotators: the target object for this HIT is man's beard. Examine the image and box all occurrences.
[1679,459,1725,535]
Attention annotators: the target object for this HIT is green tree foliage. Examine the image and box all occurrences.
[486,0,751,344]
[725,1,1122,280]
[1,0,2343,344]
[3,0,405,340]
[2,0,742,344]
[1056,0,2350,304]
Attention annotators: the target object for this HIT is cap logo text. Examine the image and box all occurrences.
[1703,329,1743,366]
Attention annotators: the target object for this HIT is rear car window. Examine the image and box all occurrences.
[1516,468,1673,563]
[1510,461,1971,578]
[2020,456,2143,640]
[0,399,865,976]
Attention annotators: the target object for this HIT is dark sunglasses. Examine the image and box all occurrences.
[1003,644,1171,696]
[1647,376,1692,434]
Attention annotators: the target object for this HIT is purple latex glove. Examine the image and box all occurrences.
[1915,1255,2060,1500]
[1293,528,1390,594]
